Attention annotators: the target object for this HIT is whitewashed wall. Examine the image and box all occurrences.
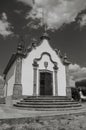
[22,39,66,96]
[5,61,16,96]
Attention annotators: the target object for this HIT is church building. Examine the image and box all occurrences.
[3,33,71,102]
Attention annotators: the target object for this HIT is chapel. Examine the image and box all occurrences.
[3,33,81,109]
[3,33,71,98]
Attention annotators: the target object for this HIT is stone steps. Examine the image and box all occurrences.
[14,96,81,110]
[23,96,71,102]
[22,99,72,102]
[24,96,68,100]
[14,104,81,108]
[18,101,78,105]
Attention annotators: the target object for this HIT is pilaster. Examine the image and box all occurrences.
[63,54,71,99]
[53,64,58,96]
[0,83,4,97]
[13,56,22,99]
[33,60,39,96]
[65,65,71,99]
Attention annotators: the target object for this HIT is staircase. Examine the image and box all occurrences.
[14,96,81,110]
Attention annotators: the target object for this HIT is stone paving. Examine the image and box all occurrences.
[0,103,86,119]
[0,103,86,130]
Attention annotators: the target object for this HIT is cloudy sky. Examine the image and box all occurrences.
[0,0,86,82]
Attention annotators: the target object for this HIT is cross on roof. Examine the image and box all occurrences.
[32,0,47,32]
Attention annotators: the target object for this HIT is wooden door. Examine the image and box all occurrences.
[40,72,53,96]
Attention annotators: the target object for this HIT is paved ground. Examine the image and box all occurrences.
[0,103,86,119]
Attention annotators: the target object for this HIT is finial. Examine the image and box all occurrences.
[63,53,71,65]
[54,49,58,54]
[40,4,48,34]
[64,53,67,60]
[58,49,62,58]
[41,7,46,31]
[17,43,23,54]
[19,35,25,48]
[31,38,37,43]
[40,32,50,40]
[33,0,35,5]
[31,38,37,48]
[33,0,49,39]
[17,35,25,54]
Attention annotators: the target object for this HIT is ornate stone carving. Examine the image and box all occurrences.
[33,60,39,67]
[34,52,57,65]
[44,61,48,69]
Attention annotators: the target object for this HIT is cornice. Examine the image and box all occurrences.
[34,52,57,65]
[33,52,58,70]
[25,34,64,64]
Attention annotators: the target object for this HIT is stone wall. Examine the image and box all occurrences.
[0,78,5,104]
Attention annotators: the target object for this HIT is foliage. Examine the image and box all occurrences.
[71,87,80,101]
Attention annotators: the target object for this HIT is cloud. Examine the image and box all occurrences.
[17,0,33,7]
[14,10,23,14]
[69,64,86,82]
[17,0,86,29]
[78,14,86,27]
[0,12,13,37]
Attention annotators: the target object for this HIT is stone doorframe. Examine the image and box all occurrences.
[32,52,58,96]
[39,69,53,96]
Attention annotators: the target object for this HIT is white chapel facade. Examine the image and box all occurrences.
[3,33,71,99]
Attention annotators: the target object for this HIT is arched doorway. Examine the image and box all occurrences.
[39,71,53,96]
